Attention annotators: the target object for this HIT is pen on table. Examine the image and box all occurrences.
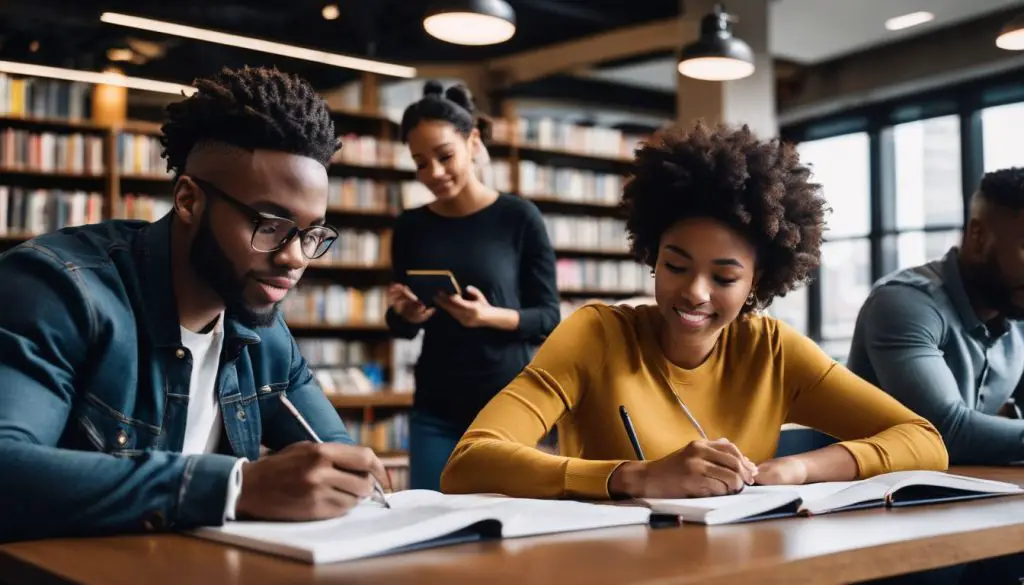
[278,393,391,509]
[618,405,645,461]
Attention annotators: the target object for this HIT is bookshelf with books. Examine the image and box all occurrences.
[1,71,417,474]
[483,114,655,305]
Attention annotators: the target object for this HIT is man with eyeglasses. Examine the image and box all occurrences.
[0,66,388,543]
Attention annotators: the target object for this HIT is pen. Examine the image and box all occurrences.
[619,405,645,460]
[278,393,391,509]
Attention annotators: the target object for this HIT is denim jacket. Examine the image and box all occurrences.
[0,213,352,542]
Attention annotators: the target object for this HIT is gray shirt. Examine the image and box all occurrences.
[846,247,1024,464]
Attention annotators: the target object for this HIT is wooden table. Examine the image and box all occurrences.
[2,467,1024,585]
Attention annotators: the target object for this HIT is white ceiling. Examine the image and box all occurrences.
[770,0,1022,63]
[587,0,1024,91]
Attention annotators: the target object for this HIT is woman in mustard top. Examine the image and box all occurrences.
[440,121,949,501]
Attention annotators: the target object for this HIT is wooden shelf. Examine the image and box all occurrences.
[329,392,413,408]
[0,232,35,244]
[286,322,390,334]
[380,454,409,468]
[0,114,108,132]
[0,167,105,180]
[522,195,624,217]
[326,206,398,218]
[559,289,648,298]
[489,140,634,168]
[328,161,415,180]
[516,143,633,164]
[554,247,633,260]
[119,173,174,182]
[305,262,391,273]
[115,120,162,135]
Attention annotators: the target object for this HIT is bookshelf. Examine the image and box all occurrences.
[483,115,656,318]
[0,71,419,485]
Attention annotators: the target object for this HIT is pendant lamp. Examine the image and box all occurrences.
[423,0,517,46]
[678,3,755,82]
[996,12,1024,51]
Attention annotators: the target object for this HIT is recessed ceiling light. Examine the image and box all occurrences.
[322,4,340,21]
[106,47,135,62]
[885,11,935,31]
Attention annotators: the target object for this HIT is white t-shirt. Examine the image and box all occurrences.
[179,314,245,520]
[180,320,224,455]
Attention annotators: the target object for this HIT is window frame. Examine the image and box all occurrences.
[778,67,1024,356]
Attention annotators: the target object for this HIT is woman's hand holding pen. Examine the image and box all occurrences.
[386,283,435,324]
[235,442,390,521]
[609,438,758,498]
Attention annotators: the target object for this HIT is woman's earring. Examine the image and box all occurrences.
[745,291,757,307]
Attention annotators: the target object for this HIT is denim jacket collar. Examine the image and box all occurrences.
[134,212,262,355]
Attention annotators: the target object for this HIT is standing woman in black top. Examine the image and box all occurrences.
[386,81,560,491]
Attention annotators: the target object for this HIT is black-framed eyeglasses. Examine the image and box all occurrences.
[188,176,338,260]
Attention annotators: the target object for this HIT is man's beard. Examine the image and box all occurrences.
[189,212,280,328]
[968,252,1024,321]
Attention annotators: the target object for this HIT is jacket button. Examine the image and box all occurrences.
[175,348,186,359]
[116,430,129,446]
[236,409,247,421]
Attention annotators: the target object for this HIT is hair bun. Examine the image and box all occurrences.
[444,84,476,115]
[423,80,444,97]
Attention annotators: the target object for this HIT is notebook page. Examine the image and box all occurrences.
[493,498,652,538]
[744,481,862,502]
[196,502,497,564]
[387,489,515,510]
[862,470,1023,493]
[389,490,651,537]
[645,492,778,512]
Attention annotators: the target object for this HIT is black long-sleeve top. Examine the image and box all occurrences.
[386,194,561,431]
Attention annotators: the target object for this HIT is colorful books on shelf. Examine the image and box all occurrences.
[638,470,1023,526]
[0,186,104,235]
[0,128,104,175]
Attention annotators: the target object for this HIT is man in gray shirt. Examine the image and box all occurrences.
[847,167,1024,465]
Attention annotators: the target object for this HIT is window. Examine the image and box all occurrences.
[982,101,1024,172]
[768,286,808,335]
[893,230,961,269]
[797,132,871,351]
[819,239,872,343]
[890,114,964,271]
[892,115,963,231]
[798,133,872,238]
[780,70,1024,358]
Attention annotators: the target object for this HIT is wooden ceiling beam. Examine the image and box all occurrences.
[485,18,684,87]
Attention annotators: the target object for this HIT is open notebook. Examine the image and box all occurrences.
[189,490,653,564]
[640,470,1023,526]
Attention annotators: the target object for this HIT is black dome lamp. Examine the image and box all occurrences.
[423,0,517,46]
[678,3,755,81]
[996,12,1024,50]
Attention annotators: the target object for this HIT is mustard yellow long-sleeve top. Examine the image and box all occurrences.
[440,303,949,499]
